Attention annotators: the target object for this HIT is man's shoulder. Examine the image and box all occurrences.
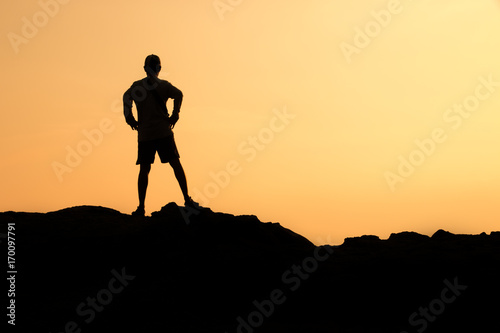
[125,78,146,91]
[158,79,180,94]
[132,77,148,86]
[158,78,173,87]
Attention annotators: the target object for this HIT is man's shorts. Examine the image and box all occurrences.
[136,134,180,165]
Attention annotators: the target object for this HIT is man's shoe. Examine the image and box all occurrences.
[131,206,145,217]
[184,197,202,209]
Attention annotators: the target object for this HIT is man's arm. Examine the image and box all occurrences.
[123,87,138,131]
[168,84,183,128]
[171,86,183,114]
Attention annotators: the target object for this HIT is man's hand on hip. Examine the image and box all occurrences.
[126,115,139,131]
[169,111,179,128]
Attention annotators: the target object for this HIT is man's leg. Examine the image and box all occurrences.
[169,157,190,202]
[138,163,151,211]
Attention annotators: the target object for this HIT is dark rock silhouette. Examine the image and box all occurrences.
[1,204,499,332]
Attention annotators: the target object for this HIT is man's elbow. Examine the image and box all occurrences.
[123,92,131,104]
[123,95,133,116]
[123,92,133,106]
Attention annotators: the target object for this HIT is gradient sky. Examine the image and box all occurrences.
[1,0,500,244]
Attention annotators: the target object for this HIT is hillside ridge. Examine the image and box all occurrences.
[1,204,499,332]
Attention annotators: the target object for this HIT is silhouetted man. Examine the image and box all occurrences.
[123,54,198,216]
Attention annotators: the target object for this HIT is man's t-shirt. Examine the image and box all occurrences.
[123,77,182,142]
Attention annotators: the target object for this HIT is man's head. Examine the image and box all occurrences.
[144,54,161,76]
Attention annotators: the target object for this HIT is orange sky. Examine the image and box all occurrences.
[1,0,500,244]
